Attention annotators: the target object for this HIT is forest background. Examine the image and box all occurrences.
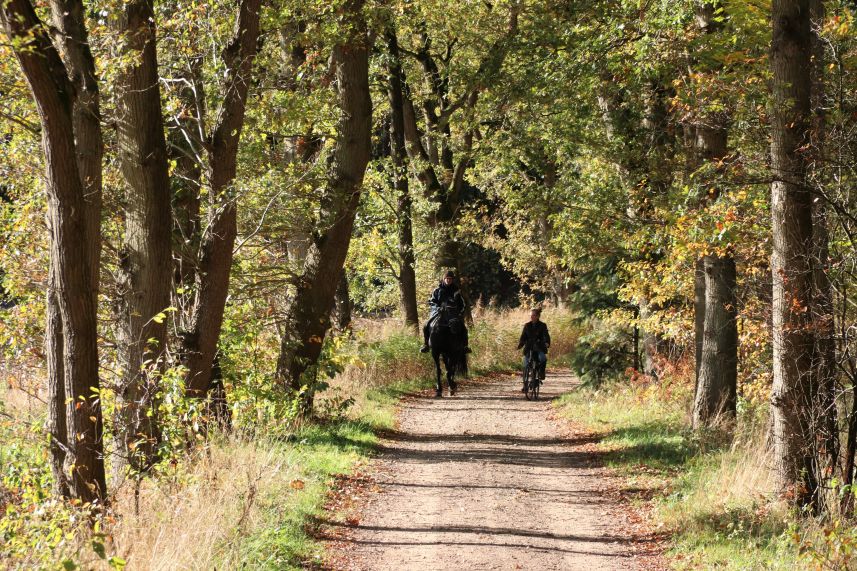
[3,0,857,568]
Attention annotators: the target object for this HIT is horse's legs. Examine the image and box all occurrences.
[432,351,443,397]
[445,354,457,395]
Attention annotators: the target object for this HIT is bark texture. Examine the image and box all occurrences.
[181,0,262,398]
[693,256,738,426]
[769,0,819,506]
[693,258,705,383]
[113,0,173,472]
[808,0,839,487]
[333,273,353,332]
[275,1,372,408]
[46,284,68,497]
[2,0,105,503]
[47,0,104,497]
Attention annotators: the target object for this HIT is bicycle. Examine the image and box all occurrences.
[523,349,540,401]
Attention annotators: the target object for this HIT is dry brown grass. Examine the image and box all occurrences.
[96,439,297,570]
[331,307,574,415]
[662,422,776,531]
[0,360,45,416]
[2,308,580,569]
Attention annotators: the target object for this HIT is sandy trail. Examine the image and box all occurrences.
[324,370,641,570]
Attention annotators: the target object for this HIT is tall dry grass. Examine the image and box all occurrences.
[659,420,778,528]
[332,307,575,410]
[2,307,580,569]
[101,440,295,570]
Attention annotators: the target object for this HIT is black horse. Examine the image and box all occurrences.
[429,304,469,397]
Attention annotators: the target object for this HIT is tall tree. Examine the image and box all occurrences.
[808,0,839,486]
[386,28,419,328]
[47,0,105,497]
[769,0,819,507]
[275,0,372,410]
[1,0,106,503]
[180,0,262,399]
[113,0,173,472]
[399,3,520,284]
[691,1,739,428]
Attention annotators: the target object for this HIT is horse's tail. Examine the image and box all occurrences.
[457,350,469,378]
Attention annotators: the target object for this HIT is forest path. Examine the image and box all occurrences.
[322,370,645,570]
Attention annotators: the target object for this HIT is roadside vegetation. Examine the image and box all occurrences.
[0,308,575,569]
[557,366,857,570]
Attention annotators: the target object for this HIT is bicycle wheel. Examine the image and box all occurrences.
[526,363,538,401]
[533,369,540,400]
[524,366,532,400]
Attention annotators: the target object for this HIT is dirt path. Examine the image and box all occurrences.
[323,371,646,570]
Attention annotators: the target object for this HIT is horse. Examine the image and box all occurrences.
[429,304,469,397]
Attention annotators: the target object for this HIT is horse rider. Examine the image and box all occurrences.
[517,307,551,392]
[420,270,471,354]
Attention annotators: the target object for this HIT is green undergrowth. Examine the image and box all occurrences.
[555,381,803,570]
[0,309,578,569]
[224,421,377,570]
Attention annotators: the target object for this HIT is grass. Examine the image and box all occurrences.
[555,378,803,570]
[2,307,578,569]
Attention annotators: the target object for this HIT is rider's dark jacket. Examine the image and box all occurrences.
[517,321,551,353]
[428,282,465,319]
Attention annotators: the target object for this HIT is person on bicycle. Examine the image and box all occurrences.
[517,308,550,392]
[420,270,470,353]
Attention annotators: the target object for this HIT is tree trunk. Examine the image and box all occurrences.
[632,321,640,372]
[206,354,232,431]
[2,0,106,503]
[386,30,419,329]
[843,383,857,513]
[113,0,173,472]
[694,257,705,384]
[333,273,353,332]
[639,299,659,378]
[49,0,103,308]
[690,2,738,429]
[809,0,839,487]
[275,1,371,412]
[769,0,818,507]
[181,0,261,399]
[46,0,105,499]
[693,255,738,427]
[46,285,68,497]
[0,186,9,308]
